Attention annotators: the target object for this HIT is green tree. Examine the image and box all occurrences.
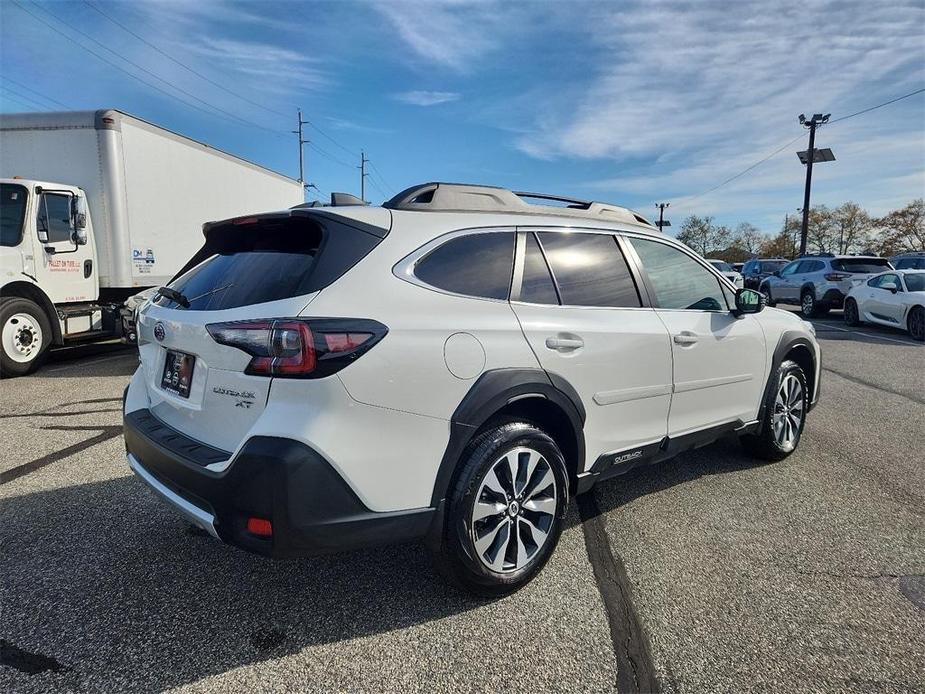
[832,202,872,254]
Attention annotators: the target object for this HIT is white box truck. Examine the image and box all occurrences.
[0,109,304,375]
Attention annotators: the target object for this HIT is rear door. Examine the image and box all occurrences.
[135,212,382,452]
[511,229,672,469]
[625,236,767,435]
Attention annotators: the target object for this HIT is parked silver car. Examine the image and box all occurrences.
[759,254,893,317]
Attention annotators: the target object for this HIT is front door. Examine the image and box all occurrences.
[775,260,803,302]
[625,236,767,436]
[511,230,673,470]
[33,189,95,304]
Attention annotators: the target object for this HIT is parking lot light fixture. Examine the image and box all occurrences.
[797,113,834,255]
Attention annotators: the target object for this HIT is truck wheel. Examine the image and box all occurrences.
[741,360,808,461]
[432,422,568,597]
[0,297,52,377]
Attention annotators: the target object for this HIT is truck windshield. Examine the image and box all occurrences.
[1,183,28,247]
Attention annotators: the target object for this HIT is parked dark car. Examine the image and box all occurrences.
[742,258,789,289]
[890,252,925,270]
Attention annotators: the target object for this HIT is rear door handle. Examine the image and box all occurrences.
[545,336,584,351]
[673,333,698,345]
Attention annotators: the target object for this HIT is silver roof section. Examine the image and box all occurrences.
[383,182,656,228]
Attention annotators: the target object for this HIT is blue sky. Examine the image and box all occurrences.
[1,0,923,236]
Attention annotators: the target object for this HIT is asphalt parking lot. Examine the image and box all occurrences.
[2,314,923,694]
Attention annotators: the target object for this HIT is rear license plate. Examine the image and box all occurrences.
[161,350,196,398]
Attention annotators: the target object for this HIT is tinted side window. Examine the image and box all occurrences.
[519,232,559,304]
[630,237,727,311]
[538,232,640,307]
[37,193,73,244]
[414,232,515,300]
[780,261,800,276]
[1,184,27,247]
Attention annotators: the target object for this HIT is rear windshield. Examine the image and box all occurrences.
[895,257,925,270]
[832,258,891,273]
[154,214,381,311]
[760,260,787,272]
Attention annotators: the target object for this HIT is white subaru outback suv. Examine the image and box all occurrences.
[124,183,821,596]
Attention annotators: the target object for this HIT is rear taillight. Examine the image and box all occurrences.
[825,273,851,281]
[206,318,387,378]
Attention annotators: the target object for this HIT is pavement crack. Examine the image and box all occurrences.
[821,366,925,405]
[578,491,659,694]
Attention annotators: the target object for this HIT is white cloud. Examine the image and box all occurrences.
[393,90,461,106]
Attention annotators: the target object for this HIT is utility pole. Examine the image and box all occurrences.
[655,202,670,230]
[359,150,369,202]
[292,108,309,184]
[797,113,832,256]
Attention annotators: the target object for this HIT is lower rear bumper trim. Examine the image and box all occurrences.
[128,453,219,539]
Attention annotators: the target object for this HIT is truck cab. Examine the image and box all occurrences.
[1,178,101,375]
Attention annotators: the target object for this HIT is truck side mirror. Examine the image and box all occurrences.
[72,195,88,232]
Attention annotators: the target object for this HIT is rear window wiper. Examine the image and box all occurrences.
[157,286,190,308]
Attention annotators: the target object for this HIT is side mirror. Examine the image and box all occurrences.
[772,270,781,277]
[734,288,765,316]
[881,282,898,293]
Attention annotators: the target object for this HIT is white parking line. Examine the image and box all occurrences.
[813,321,917,345]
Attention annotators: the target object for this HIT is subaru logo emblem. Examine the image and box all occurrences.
[153,322,166,342]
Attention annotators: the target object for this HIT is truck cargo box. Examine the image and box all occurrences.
[0,109,304,289]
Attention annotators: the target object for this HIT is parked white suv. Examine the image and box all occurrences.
[123,183,821,595]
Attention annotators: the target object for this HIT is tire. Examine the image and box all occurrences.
[0,297,52,377]
[908,305,925,342]
[800,290,822,318]
[844,298,861,327]
[761,284,776,307]
[431,422,568,597]
[741,359,808,462]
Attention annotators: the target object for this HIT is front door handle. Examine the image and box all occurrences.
[545,336,584,351]
[673,332,699,345]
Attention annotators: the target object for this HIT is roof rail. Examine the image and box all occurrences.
[383,182,656,228]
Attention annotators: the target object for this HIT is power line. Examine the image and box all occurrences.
[368,161,395,194]
[1,77,70,109]
[307,141,354,169]
[13,1,286,137]
[304,119,358,158]
[827,88,925,124]
[82,0,291,120]
[685,88,925,202]
[685,133,804,201]
[0,87,49,111]
[1,85,51,110]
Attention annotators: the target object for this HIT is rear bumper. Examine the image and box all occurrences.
[123,408,436,558]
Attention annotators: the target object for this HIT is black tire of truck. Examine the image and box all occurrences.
[0,297,52,377]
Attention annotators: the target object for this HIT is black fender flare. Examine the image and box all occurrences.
[756,331,819,433]
[800,282,816,299]
[428,368,585,510]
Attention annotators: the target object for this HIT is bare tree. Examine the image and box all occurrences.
[676,215,730,256]
[733,222,766,257]
[874,199,925,256]
[832,202,872,254]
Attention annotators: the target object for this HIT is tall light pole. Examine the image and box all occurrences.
[655,202,670,230]
[796,113,833,256]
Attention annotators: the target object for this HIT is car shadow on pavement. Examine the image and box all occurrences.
[0,476,482,691]
[571,435,770,525]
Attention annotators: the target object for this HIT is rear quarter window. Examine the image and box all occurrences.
[413,232,515,300]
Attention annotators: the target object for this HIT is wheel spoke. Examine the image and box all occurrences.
[504,453,519,496]
[508,519,527,569]
[524,466,554,501]
[520,450,541,496]
[520,515,548,546]
[475,518,508,563]
[775,416,786,444]
[473,500,506,522]
[482,468,508,500]
[522,495,556,516]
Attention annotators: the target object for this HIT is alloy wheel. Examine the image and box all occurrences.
[470,447,558,573]
[801,293,814,317]
[772,374,805,452]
